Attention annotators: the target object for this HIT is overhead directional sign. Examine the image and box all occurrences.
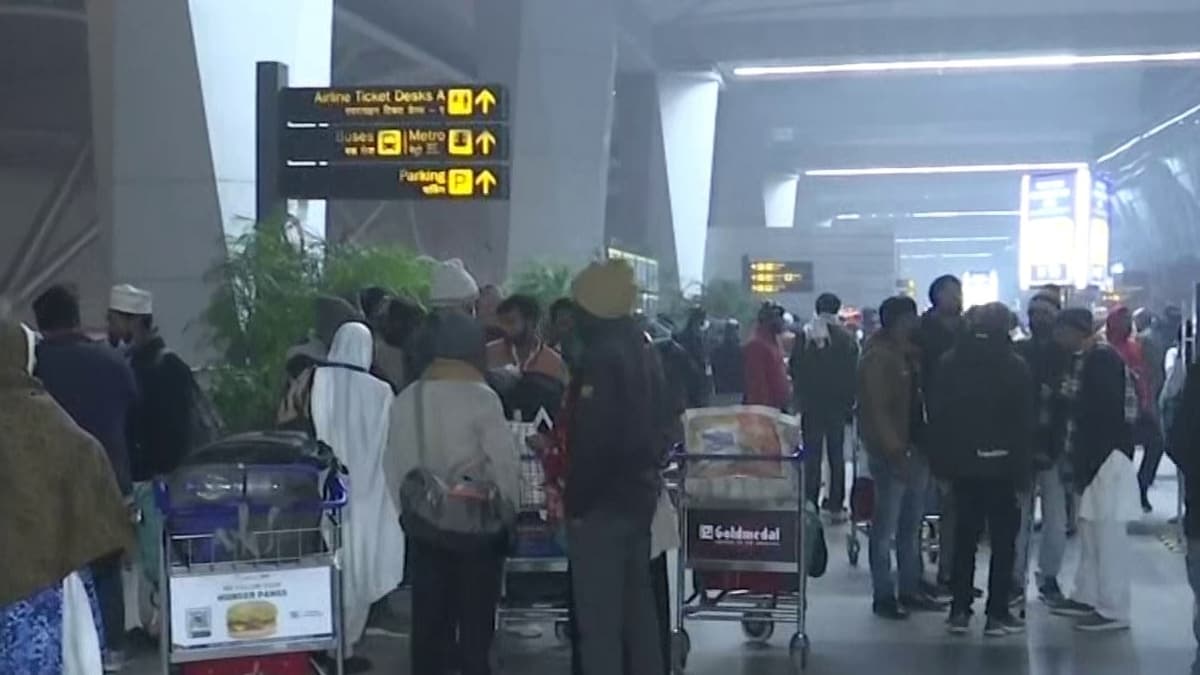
[282,125,508,162]
[280,85,506,123]
[277,84,511,200]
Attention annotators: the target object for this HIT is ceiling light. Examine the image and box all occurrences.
[807,162,1088,177]
[910,210,1019,219]
[900,252,994,260]
[835,210,1019,221]
[732,51,1200,78]
[1096,101,1200,164]
[896,236,1011,244]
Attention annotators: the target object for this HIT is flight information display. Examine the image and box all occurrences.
[745,260,814,294]
[278,85,510,200]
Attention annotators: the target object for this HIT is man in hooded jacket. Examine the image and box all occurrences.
[929,303,1033,636]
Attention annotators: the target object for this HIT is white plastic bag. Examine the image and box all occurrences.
[62,571,103,675]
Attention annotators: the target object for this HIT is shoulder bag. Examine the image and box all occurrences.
[399,381,515,552]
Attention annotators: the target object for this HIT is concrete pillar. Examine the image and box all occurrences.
[658,73,720,294]
[763,174,799,229]
[708,93,771,232]
[478,0,619,277]
[86,0,225,359]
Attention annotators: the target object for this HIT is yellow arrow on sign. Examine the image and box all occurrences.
[475,129,497,155]
[474,89,497,114]
[475,169,498,195]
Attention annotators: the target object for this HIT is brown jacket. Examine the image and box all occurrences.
[0,319,131,606]
[857,332,916,461]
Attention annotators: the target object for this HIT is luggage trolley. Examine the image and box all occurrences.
[672,446,810,673]
[156,468,348,675]
[496,449,572,643]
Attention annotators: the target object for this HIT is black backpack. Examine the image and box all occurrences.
[155,349,226,453]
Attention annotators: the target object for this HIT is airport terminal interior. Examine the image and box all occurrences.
[3,0,1200,673]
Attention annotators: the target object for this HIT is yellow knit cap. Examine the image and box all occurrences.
[571,259,638,320]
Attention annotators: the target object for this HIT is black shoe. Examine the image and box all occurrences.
[1141,492,1154,514]
[946,610,971,635]
[984,612,1025,637]
[313,654,372,675]
[873,600,910,620]
[900,592,948,612]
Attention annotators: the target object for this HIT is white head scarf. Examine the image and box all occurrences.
[310,322,405,643]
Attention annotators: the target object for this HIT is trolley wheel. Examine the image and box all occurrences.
[741,614,775,643]
[846,533,860,567]
[672,628,691,673]
[554,620,572,644]
[789,632,810,671]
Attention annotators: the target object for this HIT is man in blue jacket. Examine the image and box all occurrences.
[34,284,138,671]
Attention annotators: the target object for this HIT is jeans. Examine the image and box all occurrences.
[408,538,503,675]
[1188,539,1200,645]
[803,411,847,510]
[935,480,956,586]
[91,552,125,654]
[868,452,930,603]
[567,509,662,675]
[949,478,1020,617]
[1014,463,1069,589]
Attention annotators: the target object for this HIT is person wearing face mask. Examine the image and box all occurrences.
[1011,290,1072,609]
[792,292,859,519]
[675,307,712,407]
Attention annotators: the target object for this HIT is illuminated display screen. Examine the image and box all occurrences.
[1019,171,1079,289]
[745,260,814,294]
[278,85,510,200]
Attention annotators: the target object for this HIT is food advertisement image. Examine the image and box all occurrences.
[169,566,333,649]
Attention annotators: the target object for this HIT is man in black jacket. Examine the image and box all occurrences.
[565,260,668,675]
[1012,291,1072,607]
[1050,307,1138,632]
[108,284,197,481]
[929,303,1033,637]
[792,292,859,518]
[918,275,968,596]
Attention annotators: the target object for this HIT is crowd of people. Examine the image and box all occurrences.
[3,261,1200,674]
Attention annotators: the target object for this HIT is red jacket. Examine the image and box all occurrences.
[743,327,790,410]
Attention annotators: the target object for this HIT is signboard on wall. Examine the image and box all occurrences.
[745,259,814,294]
[278,85,510,200]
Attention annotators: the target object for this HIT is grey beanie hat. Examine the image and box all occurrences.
[429,309,486,368]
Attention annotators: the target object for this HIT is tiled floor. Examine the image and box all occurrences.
[130,468,1197,674]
